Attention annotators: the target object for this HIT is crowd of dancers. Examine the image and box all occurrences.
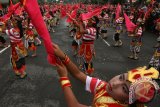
[0,0,159,107]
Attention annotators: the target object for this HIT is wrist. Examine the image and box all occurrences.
[61,54,70,65]
[59,77,71,89]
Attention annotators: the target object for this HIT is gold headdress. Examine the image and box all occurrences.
[128,66,159,104]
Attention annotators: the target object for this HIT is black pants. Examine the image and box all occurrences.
[114,33,120,41]
[0,36,6,44]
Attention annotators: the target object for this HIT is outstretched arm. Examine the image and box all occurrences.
[53,44,87,84]
[56,63,88,107]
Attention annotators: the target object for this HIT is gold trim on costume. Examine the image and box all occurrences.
[61,80,70,86]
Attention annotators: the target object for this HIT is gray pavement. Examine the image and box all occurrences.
[0,18,159,107]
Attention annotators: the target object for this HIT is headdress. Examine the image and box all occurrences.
[128,66,159,104]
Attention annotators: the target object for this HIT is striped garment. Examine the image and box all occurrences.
[130,45,141,53]
[149,48,160,70]
[85,76,126,107]
[129,15,134,20]
[5,28,21,43]
[116,17,124,24]
[136,27,143,36]
[149,56,160,70]
[83,27,96,41]
[104,14,109,20]
[86,76,101,93]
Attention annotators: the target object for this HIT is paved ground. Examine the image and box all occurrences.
[0,18,159,107]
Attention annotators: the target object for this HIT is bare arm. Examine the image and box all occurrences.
[56,64,88,107]
[65,59,87,83]
[79,21,87,34]
[53,44,87,84]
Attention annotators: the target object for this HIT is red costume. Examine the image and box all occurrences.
[86,76,127,107]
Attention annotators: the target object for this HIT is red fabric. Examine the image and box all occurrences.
[87,5,92,12]
[0,1,20,22]
[20,0,58,65]
[8,1,20,13]
[90,78,98,93]
[81,7,101,21]
[61,8,66,18]
[115,4,121,20]
[66,9,77,23]
[1,12,12,22]
[14,7,23,15]
[124,13,137,32]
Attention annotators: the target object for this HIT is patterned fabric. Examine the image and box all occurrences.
[26,29,36,51]
[116,17,124,24]
[79,41,94,63]
[10,41,27,73]
[130,44,141,53]
[130,26,143,53]
[116,17,124,33]
[26,30,35,42]
[104,14,109,20]
[149,57,160,70]
[5,28,21,43]
[149,48,160,70]
[83,27,96,41]
[136,27,143,36]
[5,27,27,74]
[85,76,127,107]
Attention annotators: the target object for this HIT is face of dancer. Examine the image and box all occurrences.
[107,73,157,104]
[107,73,130,104]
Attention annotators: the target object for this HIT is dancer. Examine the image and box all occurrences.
[128,18,143,60]
[1,16,27,78]
[53,44,160,107]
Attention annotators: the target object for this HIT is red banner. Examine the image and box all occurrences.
[20,0,58,65]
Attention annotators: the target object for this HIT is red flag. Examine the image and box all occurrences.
[0,2,20,22]
[20,0,58,65]
[115,4,121,20]
[1,12,12,22]
[81,7,101,21]
[8,0,14,12]
[124,13,137,32]
[14,6,23,15]
[8,2,21,13]
[66,9,77,23]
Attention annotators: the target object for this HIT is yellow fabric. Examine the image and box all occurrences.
[61,80,70,86]
[128,66,159,83]
[93,82,128,107]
